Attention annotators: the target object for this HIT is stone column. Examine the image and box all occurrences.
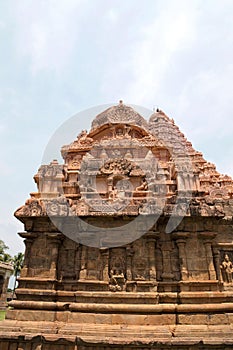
[194,173,200,191]
[172,232,189,281]
[79,245,88,279]
[100,248,109,281]
[199,232,217,280]
[75,243,81,280]
[47,234,63,280]
[213,247,222,282]
[161,248,174,281]
[177,172,185,191]
[147,231,159,281]
[126,246,134,281]
[184,174,190,191]
[18,232,38,277]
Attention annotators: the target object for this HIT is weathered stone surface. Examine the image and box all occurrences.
[2,102,233,348]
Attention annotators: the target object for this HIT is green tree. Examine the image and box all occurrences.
[0,240,12,263]
[12,252,24,296]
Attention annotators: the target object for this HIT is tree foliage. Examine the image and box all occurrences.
[0,239,12,263]
[12,252,24,296]
[0,239,24,277]
[0,239,24,296]
[13,252,24,277]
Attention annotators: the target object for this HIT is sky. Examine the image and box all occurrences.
[0,0,233,258]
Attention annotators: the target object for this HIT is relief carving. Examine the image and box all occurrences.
[135,178,148,192]
[220,254,233,284]
[15,198,45,217]
[109,248,126,291]
[100,158,134,176]
[109,270,126,292]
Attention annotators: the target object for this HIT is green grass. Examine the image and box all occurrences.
[0,310,6,321]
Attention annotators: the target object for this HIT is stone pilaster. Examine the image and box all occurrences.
[47,233,63,280]
[177,172,185,191]
[79,245,88,280]
[199,232,217,280]
[213,247,222,282]
[75,243,81,280]
[126,246,134,281]
[18,232,38,278]
[100,248,109,281]
[147,231,159,281]
[172,232,189,281]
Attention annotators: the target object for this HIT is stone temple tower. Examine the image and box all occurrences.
[1,102,233,349]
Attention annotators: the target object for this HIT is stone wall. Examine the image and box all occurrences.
[3,104,233,348]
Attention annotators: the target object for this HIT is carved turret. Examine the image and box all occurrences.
[5,102,233,349]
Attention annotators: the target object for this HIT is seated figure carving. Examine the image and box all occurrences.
[109,269,126,292]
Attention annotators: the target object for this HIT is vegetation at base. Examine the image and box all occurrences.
[0,310,6,321]
[12,252,24,295]
[0,239,24,296]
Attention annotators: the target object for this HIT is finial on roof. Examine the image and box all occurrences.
[119,100,123,105]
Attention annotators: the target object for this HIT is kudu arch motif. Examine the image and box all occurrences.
[16,102,199,248]
[7,102,233,349]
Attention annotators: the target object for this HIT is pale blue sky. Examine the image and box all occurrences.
[0,0,233,257]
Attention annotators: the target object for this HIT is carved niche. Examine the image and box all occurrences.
[220,252,233,284]
[109,248,126,292]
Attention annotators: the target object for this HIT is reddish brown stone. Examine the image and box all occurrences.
[1,102,233,348]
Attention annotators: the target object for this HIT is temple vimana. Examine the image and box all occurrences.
[2,102,233,349]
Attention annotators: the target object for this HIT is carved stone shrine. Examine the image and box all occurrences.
[1,102,233,349]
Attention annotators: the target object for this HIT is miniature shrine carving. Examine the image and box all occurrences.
[2,102,233,349]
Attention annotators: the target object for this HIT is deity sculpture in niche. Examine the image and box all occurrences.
[7,102,233,349]
[109,248,127,291]
[220,253,233,284]
[109,269,126,292]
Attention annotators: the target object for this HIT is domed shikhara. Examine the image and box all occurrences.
[15,102,233,221]
[5,102,233,349]
[91,100,149,132]
[148,109,195,155]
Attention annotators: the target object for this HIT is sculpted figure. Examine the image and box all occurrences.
[115,128,124,138]
[136,178,148,191]
[109,269,121,292]
[220,254,233,283]
[109,186,119,201]
[76,129,93,145]
[78,130,88,140]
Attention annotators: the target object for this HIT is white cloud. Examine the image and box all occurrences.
[1,0,233,257]
[0,20,5,29]
[105,8,119,23]
[13,0,87,74]
[0,124,5,133]
[0,219,24,256]
[121,1,199,105]
[177,63,233,137]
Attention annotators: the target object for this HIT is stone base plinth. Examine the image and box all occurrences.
[2,303,233,349]
[1,319,233,349]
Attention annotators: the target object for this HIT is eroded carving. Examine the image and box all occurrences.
[220,254,233,284]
